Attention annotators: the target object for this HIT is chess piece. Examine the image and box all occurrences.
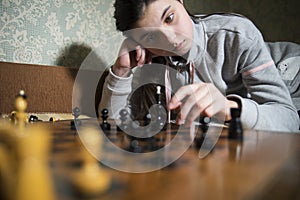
[100,108,111,131]
[49,117,57,122]
[144,113,151,126]
[128,138,142,153]
[228,108,243,140]
[117,108,128,131]
[15,125,55,200]
[199,115,210,133]
[71,107,81,130]
[29,115,39,123]
[200,116,211,125]
[194,131,207,149]
[153,85,166,130]
[9,111,16,124]
[0,140,15,200]
[72,127,111,195]
[156,85,162,105]
[15,90,28,129]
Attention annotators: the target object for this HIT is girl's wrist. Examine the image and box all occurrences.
[111,65,131,77]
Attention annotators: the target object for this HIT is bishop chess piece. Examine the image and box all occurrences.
[228,108,243,140]
[100,108,111,132]
[15,90,28,129]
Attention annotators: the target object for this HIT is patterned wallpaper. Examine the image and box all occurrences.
[0,0,122,68]
[1,0,299,67]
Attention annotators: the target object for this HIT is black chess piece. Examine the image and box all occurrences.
[199,115,210,133]
[144,113,151,126]
[200,116,211,125]
[146,136,160,151]
[153,85,166,130]
[128,139,142,153]
[117,109,128,131]
[28,115,39,122]
[71,107,81,130]
[100,108,111,132]
[228,108,243,140]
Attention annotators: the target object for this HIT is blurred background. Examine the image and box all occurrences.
[0,0,299,67]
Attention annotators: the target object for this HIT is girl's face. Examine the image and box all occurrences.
[130,0,193,57]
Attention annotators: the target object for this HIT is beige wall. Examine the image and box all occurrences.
[1,0,298,67]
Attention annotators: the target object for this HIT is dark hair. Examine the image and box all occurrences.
[114,0,152,32]
[114,0,197,32]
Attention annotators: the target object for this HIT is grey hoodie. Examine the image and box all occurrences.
[99,14,299,132]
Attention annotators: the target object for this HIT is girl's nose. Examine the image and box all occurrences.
[159,28,176,45]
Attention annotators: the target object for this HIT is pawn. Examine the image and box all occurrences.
[100,108,110,132]
[144,113,151,126]
[117,109,128,131]
[9,111,17,124]
[29,115,39,123]
[128,138,142,153]
[228,108,243,140]
[73,107,81,119]
[194,131,207,149]
[71,107,81,130]
[49,117,57,122]
[200,116,211,125]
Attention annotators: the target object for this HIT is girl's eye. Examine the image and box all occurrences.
[165,13,174,24]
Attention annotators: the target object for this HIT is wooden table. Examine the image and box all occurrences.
[1,119,300,200]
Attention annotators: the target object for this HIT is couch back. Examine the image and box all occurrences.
[0,62,106,116]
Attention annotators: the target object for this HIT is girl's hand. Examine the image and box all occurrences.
[168,82,239,127]
[112,38,153,77]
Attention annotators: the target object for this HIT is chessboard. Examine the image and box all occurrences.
[1,91,300,200]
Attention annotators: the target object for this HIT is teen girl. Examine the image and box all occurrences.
[99,0,299,132]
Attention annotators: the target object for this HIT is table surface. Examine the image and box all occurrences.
[1,119,300,200]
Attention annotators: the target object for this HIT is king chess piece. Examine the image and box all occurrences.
[153,85,166,131]
[15,125,56,200]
